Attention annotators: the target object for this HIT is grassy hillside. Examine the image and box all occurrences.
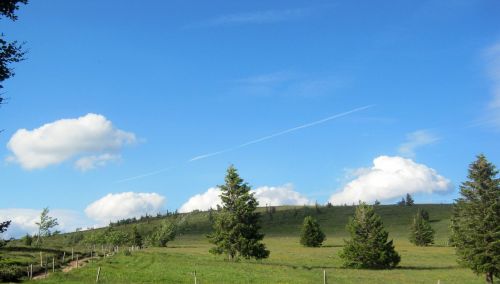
[4,204,482,283]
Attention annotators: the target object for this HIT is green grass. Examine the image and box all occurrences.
[4,204,487,283]
[36,236,483,283]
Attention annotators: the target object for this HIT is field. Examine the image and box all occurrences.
[2,204,486,283]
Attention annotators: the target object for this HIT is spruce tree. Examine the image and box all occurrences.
[405,193,415,206]
[450,154,500,284]
[300,216,326,247]
[409,209,434,246]
[340,203,400,269]
[208,165,269,260]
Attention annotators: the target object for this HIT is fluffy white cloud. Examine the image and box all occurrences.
[329,156,452,205]
[0,208,91,239]
[179,184,312,213]
[7,113,136,170]
[398,130,438,158]
[179,187,221,213]
[85,192,165,224]
[253,184,312,206]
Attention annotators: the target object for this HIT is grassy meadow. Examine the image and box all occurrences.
[2,204,486,283]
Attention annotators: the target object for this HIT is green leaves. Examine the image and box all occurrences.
[340,203,400,269]
[300,216,325,247]
[208,165,270,260]
[147,220,177,247]
[409,209,434,246]
[451,154,500,283]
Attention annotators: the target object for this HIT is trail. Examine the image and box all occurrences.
[32,257,93,280]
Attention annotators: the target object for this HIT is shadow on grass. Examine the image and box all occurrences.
[397,265,460,271]
[321,244,343,248]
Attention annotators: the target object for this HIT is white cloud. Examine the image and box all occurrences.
[85,192,165,224]
[7,113,136,170]
[188,8,309,28]
[179,187,222,213]
[0,208,91,239]
[329,156,452,205]
[484,42,500,127]
[398,130,439,158]
[179,184,312,213]
[75,154,120,171]
[253,184,312,206]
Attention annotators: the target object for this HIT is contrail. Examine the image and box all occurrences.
[116,105,374,183]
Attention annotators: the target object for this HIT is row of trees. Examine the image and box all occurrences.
[207,156,498,283]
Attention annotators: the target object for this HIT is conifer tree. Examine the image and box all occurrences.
[208,165,269,260]
[409,209,434,246]
[300,216,326,247]
[451,154,499,284]
[340,203,400,269]
[405,193,415,206]
[132,226,143,247]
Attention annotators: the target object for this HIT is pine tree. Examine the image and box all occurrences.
[409,209,434,246]
[450,154,500,284]
[405,193,415,206]
[131,226,143,248]
[339,203,400,269]
[300,216,326,247]
[208,165,269,260]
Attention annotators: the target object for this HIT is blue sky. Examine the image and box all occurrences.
[1,0,499,236]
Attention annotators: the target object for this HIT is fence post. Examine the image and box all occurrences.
[52,257,55,272]
[194,270,197,284]
[63,251,66,263]
[40,251,43,267]
[96,266,101,282]
[323,270,326,284]
[30,264,33,279]
[76,255,79,268]
[72,248,74,261]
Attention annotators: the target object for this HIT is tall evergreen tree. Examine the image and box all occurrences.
[405,193,415,206]
[409,209,434,246]
[340,203,400,269]
[131,225,143,248]
[208,165,269,260]
[450,154,500,284]
[300,216,326,247]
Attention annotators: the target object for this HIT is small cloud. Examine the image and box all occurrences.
[187,8,310,28]
[6,113,136,170]
[232,71,344,98]
[75,154,120,172]
[179,184,311,213]
[85,192,166,224]
[329,155,452,205]
[0,208,91,239]
[397,130,439,158]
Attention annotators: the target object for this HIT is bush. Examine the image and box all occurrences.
[0,263,24,282]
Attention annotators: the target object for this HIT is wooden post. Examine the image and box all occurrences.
[437,281,441,284]
[96,267,101,282]
[323,270,326,284]
[40,251,43,267]
[91,250,93,263]
[72,248,74,261]
[63,251,66,263]
[194,270,197,284]
[52,257,55,272]
[30,264,33,279]
[76,255,79,268]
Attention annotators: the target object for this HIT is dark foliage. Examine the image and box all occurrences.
[450,154,500,283]
[340,203,400,269]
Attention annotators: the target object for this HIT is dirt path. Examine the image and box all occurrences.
[32,257,93,280]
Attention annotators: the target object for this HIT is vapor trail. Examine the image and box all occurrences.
[116,105,373,183]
